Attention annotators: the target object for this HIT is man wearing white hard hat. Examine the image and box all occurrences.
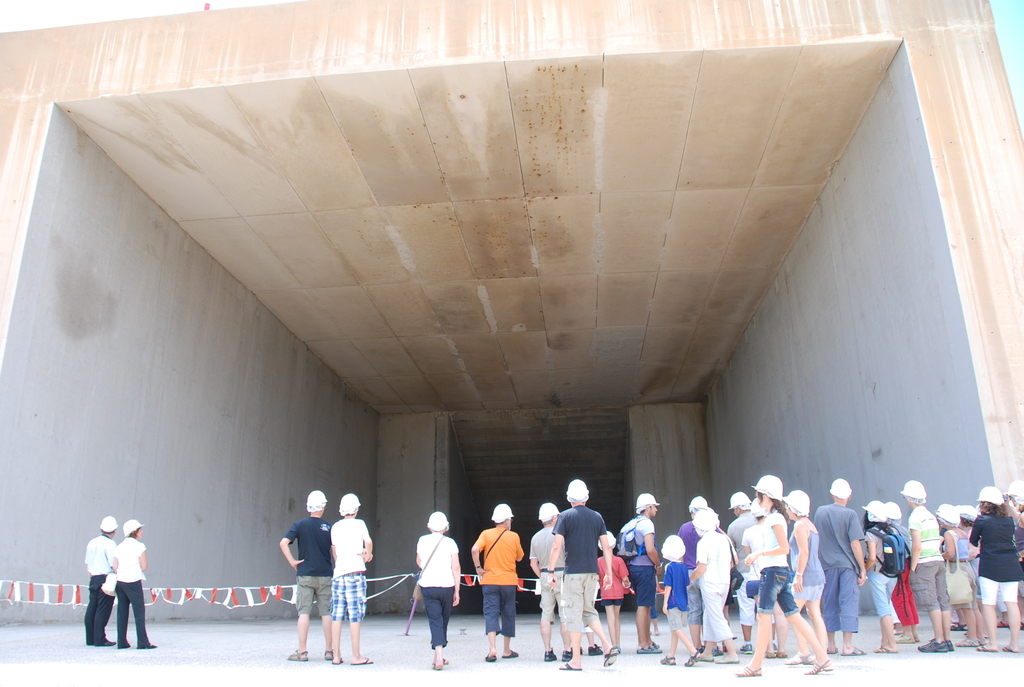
[530,502,570,662]
[472,503,524,661]
[84,516,118,647]
[813,478,866,656]
[622,492,662,654]
[676,495,710,653]
[279,490,334,662]
[547,479,618,670]
[901,480,953,653]
[726,493,756,653]
[330,493,373,665]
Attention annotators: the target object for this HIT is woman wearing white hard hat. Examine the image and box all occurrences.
[862,501,900,653]
[936,505,983,647]
[737,476,830,677]
[112,520,155,649]
[970,487,1023,652]
[783,490,827,664]
[416,512,461,670]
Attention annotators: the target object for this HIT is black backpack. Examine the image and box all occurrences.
[869,524,908,578]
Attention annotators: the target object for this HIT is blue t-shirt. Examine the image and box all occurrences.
[284,516,333,577]
[663,561,690,611]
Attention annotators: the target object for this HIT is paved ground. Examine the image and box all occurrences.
[1,612,1020,686]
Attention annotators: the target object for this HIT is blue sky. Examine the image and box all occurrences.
[1,0,1022,134]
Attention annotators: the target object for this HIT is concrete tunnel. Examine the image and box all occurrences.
[1,1,1023,622]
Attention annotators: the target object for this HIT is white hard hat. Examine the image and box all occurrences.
[661,534,686,562]
[958,505,978,522]
[978,486,1005,505]
[900,480,927,501]
[566,479,589,502]
[100,516,118,533]
[122,519,143,537]
[492,503,514,522]
[538,502,560,521]
[688,495,709,512]
[427,511,449,532]
[935,503,960,526]
[784,490,811,518]
[885,501,903,521]
[339,493,361,515]
[1007,481,1024,501]
[752,475,783,500]
[693,509,719,534]
[729,492,752,510]
[635,493,660,513]
[306,490,328,512]
[863,500,889,523]
[830,478,853,499]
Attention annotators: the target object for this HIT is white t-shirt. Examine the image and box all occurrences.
[742,524,768,576]
[696,531,734,585]
[332,518,370,577]
[759,512,789,569]
[113,538,147,583]
[416,533,460,588]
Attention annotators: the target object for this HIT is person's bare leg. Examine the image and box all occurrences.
[793,600,810,658]
[586,617,612,653]
[636,606,651,648]
[742,613,774,672]
[296,614,310,653]
[807,600,827,651]
[321,615,332,654]
[940,610,952,642]
[606,607,621,647]
[540,620,553,652]
[879,615,897,652]
[350,622,369,664]
[689,623,702,651]
[927,609,944,643]
[842,631,857,654]
[560,622,570,652]
[331,620,342,662]
[826,630,837,653]
[1005,600,1021,651]
[789,613,829,666]
[774,607,789,655]
[568,631,583,669]
[486,631,498,658]
[965,608,983,642]
[502,635,513,657]
[742,623,752,642]
[982,604,999,650]
[434,645,445,668]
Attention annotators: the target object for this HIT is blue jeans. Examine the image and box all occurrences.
[757,566,798,616]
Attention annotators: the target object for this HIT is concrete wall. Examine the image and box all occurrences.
[627,404,709,536]
[0,110,379,623]
[705,46,991,513]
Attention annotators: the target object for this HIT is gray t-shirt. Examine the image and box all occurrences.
[628,516,656,567]
[813,503,864,570]
[727,512,756,574]
[530,526,565,570]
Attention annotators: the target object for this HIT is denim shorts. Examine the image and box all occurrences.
[628,565,657,607]
[757,566,798,616]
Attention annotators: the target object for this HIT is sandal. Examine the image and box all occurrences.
[956,639,983,647]
[684,652,700,667]
[432,662,443,671]
[773,651,788,659]
[784,654,813,665]
[895,635,919,644]
[661,656,677,665]
[805,660,833,675]
[287,650,308,662]
[735,666,762,677]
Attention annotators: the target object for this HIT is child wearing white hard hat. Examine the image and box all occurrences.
[330,493,373,665]
[659,535,699,666]
[971,487,1023,653]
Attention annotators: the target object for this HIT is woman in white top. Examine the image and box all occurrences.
[112,519,155,650]
[738,476,829,677]
[416,511,461,670]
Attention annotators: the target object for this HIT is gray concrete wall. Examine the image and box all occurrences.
[627,404,710,537]
[0,109,379,624]
[705,45,991,514]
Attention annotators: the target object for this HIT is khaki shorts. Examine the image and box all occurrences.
[668,607,686,631]
[540,570,563,623]
[560,573,599,633]
[909,560,949,612]
[295,575,332,616]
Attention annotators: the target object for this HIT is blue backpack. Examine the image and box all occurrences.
[869,524,908,578]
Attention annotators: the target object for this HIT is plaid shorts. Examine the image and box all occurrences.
[331,573,367,622]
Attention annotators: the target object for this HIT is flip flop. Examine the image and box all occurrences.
[603,646,619,667]
[350,659,373,665]
[874,648,897,654]
[560,662,582,671]
[485,655,497,662]
[977,647,999,652]
[1001,647,1020,653]
[502,651,519,659]
[332,658,344,665]
[841,648,866,656]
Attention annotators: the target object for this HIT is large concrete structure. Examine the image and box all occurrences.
[1,0,1022,622]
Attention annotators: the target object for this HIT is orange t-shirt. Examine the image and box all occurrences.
[474,527,524,586]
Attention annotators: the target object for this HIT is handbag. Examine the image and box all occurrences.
[413,535,445,602]
[945,556,974,606]
[101,573,117,597]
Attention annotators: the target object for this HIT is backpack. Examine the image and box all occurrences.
[869,524,908,578]
[616,517,647,562]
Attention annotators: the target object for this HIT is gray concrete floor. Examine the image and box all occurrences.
[0,612,1020,686]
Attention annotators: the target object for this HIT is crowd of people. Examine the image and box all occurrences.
[84,475,1024,675]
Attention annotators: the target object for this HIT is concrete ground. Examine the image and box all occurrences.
[1,612,1020,686]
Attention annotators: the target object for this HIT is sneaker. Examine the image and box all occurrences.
[918,639,943,653]
[740,643,753,655]
[712,647,723,657]
[562,650,573,662]
[544,650,557,662]
[637,645,663,654]
[649,642,661,651]
[588,645,603,656]
[941,641,955,652]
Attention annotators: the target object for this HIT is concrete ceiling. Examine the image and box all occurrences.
[61,41,899,413]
